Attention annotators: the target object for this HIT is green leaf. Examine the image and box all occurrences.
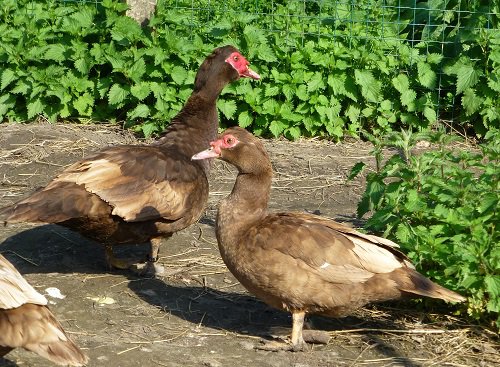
[417,62,436,89]
[171,66,188,85]
[269,120,287,137]
[354,69,381,103]
[1,69,16,91]
[423,106,436,123]
[238,110,253,128]
[0,93,16,118]
[485,275,500,297]
[307,72,325,92]
[27,98,44,119]
[141,122,157,138]
[131,82,151,101]
[44,44,66,62]
[128,58,146,82]
[392,74,410,93]
[456,64,482,94]
[462,88,484,116]
[218,99,237,119]
[348,162,366,181]
[128,104,150,119]
[296,85,309,101]
[108,84,130,105]
[73,93,94,116]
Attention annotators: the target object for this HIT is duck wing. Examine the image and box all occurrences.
[2,145,207,223]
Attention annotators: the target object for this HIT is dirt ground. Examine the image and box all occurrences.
[0,123,497,367]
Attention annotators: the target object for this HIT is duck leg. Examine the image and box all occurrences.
[290,311,307,351]
[256,311,308,352]
[105,245,136,270]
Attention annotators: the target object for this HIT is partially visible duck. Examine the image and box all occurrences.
[0,46,260,274]
[0,254,88,365]
[192,127,466,351]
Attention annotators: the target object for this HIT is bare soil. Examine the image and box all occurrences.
[0,123,497,367]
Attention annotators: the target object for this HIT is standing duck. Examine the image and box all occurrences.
[0,46,260,274]
[192,127,466,351]
[0,254,88,365]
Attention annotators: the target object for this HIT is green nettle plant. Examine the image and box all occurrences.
[0,0,498,138]
[350,129,499,328]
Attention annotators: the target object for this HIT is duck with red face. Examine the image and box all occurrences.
[193,127,465,351]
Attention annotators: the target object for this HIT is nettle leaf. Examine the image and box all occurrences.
[423,106,437,123]
[400,89,417,109]
[282,84,295,100]
[354,69,381,103]
[462,88,484,116]
[0,93,16,118]
[265,85,280,97]
[74,57,91,75]
[456,63,483,94]
[141,122,157,138]
[1,69,16,91]
[128,58,146,82]
[269,120,287,137]
[307,72,325,93]
[108,84,130,105]
[171,65,188,85]
[346,105,361,124]
[11,79,30,95]
[44,44,66,62]
[427,53,443,65]
[417,62,436,89]
[128,104,150,119]
[296,84,309,101]
[27,98,44,119]
[392,74,410,93]
[285,126,301,140]
[131,82,151,101]
[73,93,94,116]
[218,99,237,119]
[348,161,366,181]
[256,42,277,62]
[485,275,500,298]
[238,110,253,128]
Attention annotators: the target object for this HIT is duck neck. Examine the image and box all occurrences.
[216,169,272,246]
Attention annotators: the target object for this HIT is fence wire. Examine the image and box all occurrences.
[60,0,499,128]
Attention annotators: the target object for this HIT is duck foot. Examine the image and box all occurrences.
[129,261,165,277]
[255,339,308,352]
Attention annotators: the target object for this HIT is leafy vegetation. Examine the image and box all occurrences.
[0,0,498,138]
[350,129,499,328]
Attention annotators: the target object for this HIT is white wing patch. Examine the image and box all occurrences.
[319,262,330,269]
[350,236,404,273]
[0,255,48,309]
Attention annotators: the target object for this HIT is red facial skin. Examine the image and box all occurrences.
[225,52,261,80]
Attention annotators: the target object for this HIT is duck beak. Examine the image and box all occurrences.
[192,147,220,160]
[241,66,261,80]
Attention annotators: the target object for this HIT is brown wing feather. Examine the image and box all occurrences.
[0,304,89,366]
[51,145,202,222]
[1,145,206,224]
[249,212,409,284]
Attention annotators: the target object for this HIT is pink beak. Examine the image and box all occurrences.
[192,147,221,160]
[241,67,261,80]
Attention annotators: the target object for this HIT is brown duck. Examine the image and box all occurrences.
[0,46,260,274]
[192,127,466,351]
[0,254,88,365]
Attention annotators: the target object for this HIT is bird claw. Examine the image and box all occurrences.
[255,339,308,352]
[129,261,165,277]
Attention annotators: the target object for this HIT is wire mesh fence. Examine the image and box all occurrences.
[150,0,497,126]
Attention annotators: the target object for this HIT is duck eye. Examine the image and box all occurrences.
[233,56,239,61]
[225,137,234,145]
